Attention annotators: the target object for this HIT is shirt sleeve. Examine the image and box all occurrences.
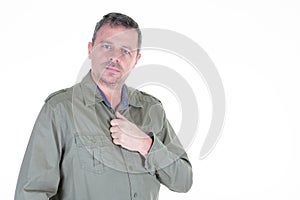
[14,102,62,200]
[144,113,193,193]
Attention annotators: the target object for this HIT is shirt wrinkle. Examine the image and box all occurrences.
[14,71,193,200]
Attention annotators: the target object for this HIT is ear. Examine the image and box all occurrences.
[88,42,93,59]
[134,53,141,66]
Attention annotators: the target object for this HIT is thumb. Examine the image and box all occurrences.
[116,111,127,120]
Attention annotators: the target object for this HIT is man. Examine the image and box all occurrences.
[15,12,193,200]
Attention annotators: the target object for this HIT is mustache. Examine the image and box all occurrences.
[101,61,122,70]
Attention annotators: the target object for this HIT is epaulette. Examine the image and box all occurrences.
[45,89,67,103]
[139,90,161,103]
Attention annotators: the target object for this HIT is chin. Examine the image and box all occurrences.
[100,78,122,86]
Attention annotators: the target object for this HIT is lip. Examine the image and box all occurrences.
[106,66,120,72]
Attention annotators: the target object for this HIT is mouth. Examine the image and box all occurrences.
[105,66,121,73]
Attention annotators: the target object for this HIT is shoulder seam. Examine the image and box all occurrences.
[45,88,68,103]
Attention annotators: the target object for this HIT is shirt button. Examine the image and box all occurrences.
[133,192,138,198]
[128,166,133,171]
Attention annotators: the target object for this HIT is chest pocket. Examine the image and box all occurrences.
[75,135,108,174]
[75,134,129,174]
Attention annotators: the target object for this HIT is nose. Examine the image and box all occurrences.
[108,50,120,63]
[109,57,119,63]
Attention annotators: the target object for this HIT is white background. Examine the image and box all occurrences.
[1,0,299,199]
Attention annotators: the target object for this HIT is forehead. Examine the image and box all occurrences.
[95,24,138,48]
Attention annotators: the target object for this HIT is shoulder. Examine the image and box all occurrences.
[126,86,161,105]
[138,90,161,103]
[44,87,73,106]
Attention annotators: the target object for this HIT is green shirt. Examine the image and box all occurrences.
[15,71,193,200]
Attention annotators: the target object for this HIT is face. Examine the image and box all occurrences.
[88,24,141,87]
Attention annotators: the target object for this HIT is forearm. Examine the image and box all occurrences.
[15,103,62,199]
[15,143,61,200]
[144,134,193,192]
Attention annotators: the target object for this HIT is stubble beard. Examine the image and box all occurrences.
[91,62,132,89]
[96,69,129,90]
[99,74,122,88]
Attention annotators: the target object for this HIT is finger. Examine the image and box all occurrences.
[111,119,128,128]
[111,132,117,138]
[110,126,120,133]
[111,132,121,139]
[110,119,119,126]
[112,138,121,145]
[116,112,127,120]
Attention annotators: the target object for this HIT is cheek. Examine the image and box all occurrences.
[90,47,112,60]
[121,56,137,66]
[90,56,106,72]
[91,52,106,60]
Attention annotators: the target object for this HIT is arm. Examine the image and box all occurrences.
[144,118,193,193]
[110,111,193,192]
[14,103,62,200]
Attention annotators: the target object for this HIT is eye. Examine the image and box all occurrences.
[102,44,111,49]
[121,48,131,55]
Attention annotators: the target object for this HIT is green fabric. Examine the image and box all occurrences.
[15,71,193,200]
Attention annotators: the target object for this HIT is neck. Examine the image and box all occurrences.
[91,74,123,110]
[101,83,123,110]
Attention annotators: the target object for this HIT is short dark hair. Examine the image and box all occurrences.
[91,12,142,53]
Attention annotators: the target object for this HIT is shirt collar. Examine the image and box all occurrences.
[80,71,141,108]
[97,85,128,109]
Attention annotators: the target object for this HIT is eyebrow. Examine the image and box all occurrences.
[100,40,113,44]
[100,40,134,51]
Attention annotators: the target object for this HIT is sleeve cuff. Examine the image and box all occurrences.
[144,133,179,175]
